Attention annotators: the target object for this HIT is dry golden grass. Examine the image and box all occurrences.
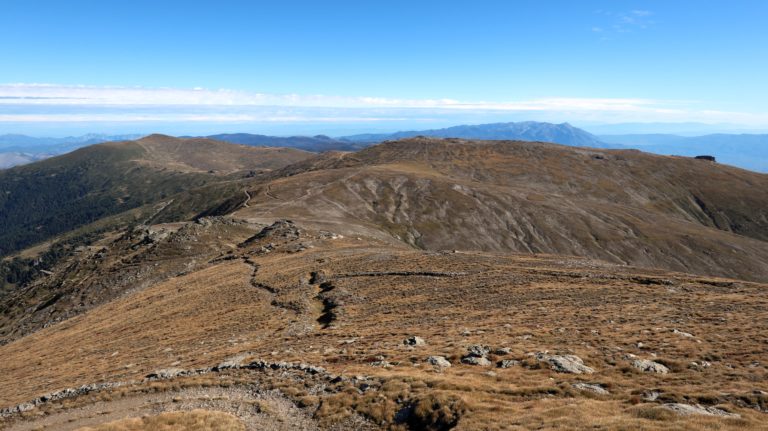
[235,137,768,282]
[75,409,244,431]
[1,219,767,429]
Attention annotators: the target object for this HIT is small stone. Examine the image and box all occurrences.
[494,347,512,355]
[403,336,426,346]
[662,403,740,418]
[572,383,609,395]
[535,353,595,374]
[498,359,520,368]
[147,368,185,379]
[427,356,452,368]
[466,345,490,358]
[643,390,661,401]
[632,359,669,374]
[461,356,492,366]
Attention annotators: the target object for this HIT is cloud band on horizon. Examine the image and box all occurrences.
[1,83,767,127]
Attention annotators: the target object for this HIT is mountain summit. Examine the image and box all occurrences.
[340,121,613,148]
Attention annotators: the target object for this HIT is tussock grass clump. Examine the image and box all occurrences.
[630,404,677,422]
[408,392,467,431]
[75,409,245,431]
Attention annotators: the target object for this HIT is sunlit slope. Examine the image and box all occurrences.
[232,138,768,281]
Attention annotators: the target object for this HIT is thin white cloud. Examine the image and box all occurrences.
[0,113,410,123]
[594,9,655,35]
[0,83,767,127]
[0,83,662,111]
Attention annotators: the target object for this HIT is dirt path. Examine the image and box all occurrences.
[6,385,320,431]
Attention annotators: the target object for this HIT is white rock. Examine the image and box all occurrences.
[403,336,426,346]
[536,352,595,374]
[632,359,669,374]
[573,383,609,395]
[427,356,452,368]
[662,403,740,418]
[461,356,492,366]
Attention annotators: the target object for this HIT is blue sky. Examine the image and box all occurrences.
[1,0,767,135]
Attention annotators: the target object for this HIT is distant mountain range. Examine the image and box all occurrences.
[203,133,363,152]
[600,133,768,173]
[340,121,614,148]
[2,123,767,172]
[0,134,142,169]
[0,133,142,151]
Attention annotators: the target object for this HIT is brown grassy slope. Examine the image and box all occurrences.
[130,134,312,173]
[0,218,262,344]
[1,222,766,429]
[76,409,245,431]
[233,137,768,281]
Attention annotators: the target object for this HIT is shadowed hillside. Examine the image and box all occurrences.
[0,135,311,257]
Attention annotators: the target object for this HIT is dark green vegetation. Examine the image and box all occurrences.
[0,135,311,258]
[0,142,211,256]
[0,230,105,296]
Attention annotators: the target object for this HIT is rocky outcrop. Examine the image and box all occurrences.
[498,359,520,369]
[572,383,609,395]
[662,403,739,418]
[632,359,670,374]
[461,344,492,366]
[403,336,426,346]
[461,356,492,366]
[240,220,301,246]
[535,352,595,374]
[427,356,451,368]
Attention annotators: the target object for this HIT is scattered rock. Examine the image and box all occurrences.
[241,220,301,246]
[461,356,492,366]
[643,390,661,401]
[494,347,512,355]
[146,368,186,379]
[662,403,740,418]
[672,329,694,338]
[466,345,490,358]
[572,383,609,395]
[403,336,426,346]
[460,344,493,366]
[497,359,520,369]
[632,359,670,374]
[689,361,712,370]
[215,355,246,370]
[370,361,391,368]
[427,356,452,368]
[535,353,595,374]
